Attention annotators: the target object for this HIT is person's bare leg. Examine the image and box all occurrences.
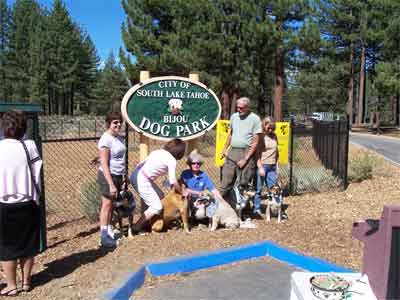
[20,257,34,291]
[99,196,112,227]
[1,260,17,295]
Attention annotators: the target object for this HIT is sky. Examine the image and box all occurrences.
[8,0,126,64]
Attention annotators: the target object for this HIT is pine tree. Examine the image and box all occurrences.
[374,0,400,125]
[121,0,269,118]
[93,51,128,114]
[74,33,100,114]
[261,0,311,121]
[28,6,47,106]
[7,0,44,102]
[0,0,11,101]
[46,0,80,114]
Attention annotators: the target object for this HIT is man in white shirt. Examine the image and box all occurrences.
[220,97,262,209]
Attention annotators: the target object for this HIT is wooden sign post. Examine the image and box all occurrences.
[139,71,150,161]
[187,73,200,153]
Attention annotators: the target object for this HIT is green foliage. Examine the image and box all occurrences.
[348,151,375,182]
[7,0,44,102]
[81,177,101,223]
[92,51,129,114]
[2,0,400,119]
[0,0,11,100]
[121,0,314,118]
[1,0,101,115]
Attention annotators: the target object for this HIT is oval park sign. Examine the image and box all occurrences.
[121,76,222,141]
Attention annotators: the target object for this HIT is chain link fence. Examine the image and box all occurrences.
[41,117,348,227]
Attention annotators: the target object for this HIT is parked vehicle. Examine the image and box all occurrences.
[309,112,334,121]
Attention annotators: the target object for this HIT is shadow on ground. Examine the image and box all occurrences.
[33,247,113,288]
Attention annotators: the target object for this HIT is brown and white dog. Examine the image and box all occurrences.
[266,185,283,223]
[150,183,190,233]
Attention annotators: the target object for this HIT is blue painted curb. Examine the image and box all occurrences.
[266,241,352,273]
[105,240,354,300]
[147,241,268,276]
[105,266,146,300]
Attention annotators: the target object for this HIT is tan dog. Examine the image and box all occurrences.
[150,184,190,233]
[210,197,240,231]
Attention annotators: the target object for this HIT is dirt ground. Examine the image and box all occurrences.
[3,142,400,300]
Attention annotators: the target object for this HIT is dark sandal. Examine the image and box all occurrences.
[0,287,19,296]
[22,283,32,292]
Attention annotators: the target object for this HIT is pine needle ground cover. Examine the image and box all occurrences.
[22,142,399,300]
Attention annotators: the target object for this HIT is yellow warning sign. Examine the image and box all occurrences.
[215,120,231,167]
[275,122,290,165]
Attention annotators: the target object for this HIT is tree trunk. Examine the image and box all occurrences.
[257,94,265,117]
[47,88,51,115]
[396,93,400,126]
[390,95,396,123]
[230,92,238,116]
[273,45,284,121]
[221,89,230,120]
[347,45,354,124]
[70,83,74,116]
[357,46,366,125]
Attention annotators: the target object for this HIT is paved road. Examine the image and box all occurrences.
[350,133,400,165]
[135,259,299,300]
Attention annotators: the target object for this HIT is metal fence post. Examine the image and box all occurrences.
[289,120,294,195]
[44,120,47,140]
[343,118,350,189]
[61,119,64,137]
[125,123,129,176]
[329,123,334,170]
[335,121,341,177]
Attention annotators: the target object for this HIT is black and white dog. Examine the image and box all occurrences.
[265,185,283,223]
[113,189,136,238]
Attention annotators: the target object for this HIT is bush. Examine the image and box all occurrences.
[348,151,375,182]
[81,177,101,222]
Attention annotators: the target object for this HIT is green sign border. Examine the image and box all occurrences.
[121,76,222,141]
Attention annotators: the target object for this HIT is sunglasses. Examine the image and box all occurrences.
[112,120,122,125]
[266,126,275,130]
[191,162,202,166]
[236,106,247,110]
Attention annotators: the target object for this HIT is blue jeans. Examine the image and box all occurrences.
[253,164,277,212]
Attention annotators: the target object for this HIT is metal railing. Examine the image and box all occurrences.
[311,119,349,189]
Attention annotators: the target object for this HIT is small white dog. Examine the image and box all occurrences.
[266,185,283,223]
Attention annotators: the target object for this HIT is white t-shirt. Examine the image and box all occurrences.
[98,132,126,175]
[0,139,42,204]
[140,149,177,184]
[230,112,262,148]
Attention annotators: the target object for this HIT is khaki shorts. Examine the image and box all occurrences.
[97,170,123,199]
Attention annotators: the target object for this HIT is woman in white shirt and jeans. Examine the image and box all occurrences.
[96,112,126,248]
[130,139,186,233]
[0,110,42,296]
